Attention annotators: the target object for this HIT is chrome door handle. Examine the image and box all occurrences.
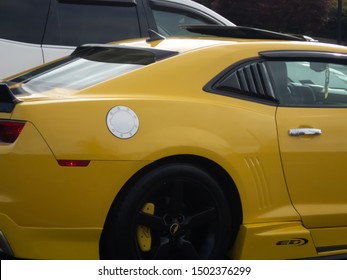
[288,128,322,136]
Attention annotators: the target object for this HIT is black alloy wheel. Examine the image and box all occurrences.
[101,163,233,260]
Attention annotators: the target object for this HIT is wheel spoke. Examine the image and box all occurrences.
[136,211,163,231]
[169,180,185,217]
[180,238,200,259]
[152,238,171,259]
[186,207,217,228]
[102,164,234,260]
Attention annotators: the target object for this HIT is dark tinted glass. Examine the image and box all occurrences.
[152,8,213,36]
[0,0,50,44]
[149,0,219,36]
[43,0,141,46]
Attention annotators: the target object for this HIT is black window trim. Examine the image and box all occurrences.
[58,0,137,6]
[138,0,158,35]
[260,50,347,64]
[204,57,279,106]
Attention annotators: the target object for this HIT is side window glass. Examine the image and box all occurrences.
[0,0,49,44]
[43,0,141,46]
[208,61,277,103]
[151,8,214,36]
[267,61,347,107]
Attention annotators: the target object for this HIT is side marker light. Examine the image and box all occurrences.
[57,160,90,167]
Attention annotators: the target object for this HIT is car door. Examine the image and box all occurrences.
[264,51,347,253]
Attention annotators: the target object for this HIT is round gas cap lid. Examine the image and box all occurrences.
[106,106,139,139]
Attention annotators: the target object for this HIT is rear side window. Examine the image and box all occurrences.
[0,0,50,44]
[43,0,142,46]
[205,60,278,103]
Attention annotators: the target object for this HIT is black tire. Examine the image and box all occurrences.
[100,163,234,259]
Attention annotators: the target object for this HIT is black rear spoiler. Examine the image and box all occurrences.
[0,83,22,113]
[72,44,178,63]
[182,25,307,41]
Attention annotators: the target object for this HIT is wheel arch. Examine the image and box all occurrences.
[99,154,243,256]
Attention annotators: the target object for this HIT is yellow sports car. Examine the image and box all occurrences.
[1,26,347,260]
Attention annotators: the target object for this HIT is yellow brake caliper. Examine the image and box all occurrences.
[136,203,155,252]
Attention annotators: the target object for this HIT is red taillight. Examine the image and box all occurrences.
[57,160,90,167]
[0,120,26,144]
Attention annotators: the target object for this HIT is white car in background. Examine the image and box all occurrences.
[0,0,234,78]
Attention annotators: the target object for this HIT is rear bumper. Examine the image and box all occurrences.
[0,120,151,259]
[0,213,101,259]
